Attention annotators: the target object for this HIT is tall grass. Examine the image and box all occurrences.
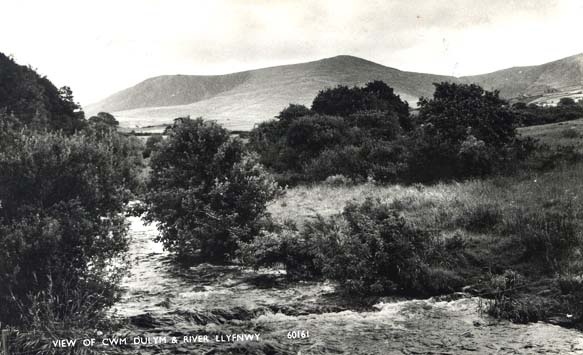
[3,276,120,355]
[269,161,583,323]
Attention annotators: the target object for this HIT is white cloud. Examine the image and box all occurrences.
[1,0,581,106]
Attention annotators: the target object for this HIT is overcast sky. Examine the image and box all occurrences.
[1,0,582,106]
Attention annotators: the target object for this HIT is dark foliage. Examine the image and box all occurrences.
[88,111,119,127]
[249,81,412,184]
[143,117,281,262]
[0,52,85,133]
[0,128,141,325]
[251,81,537,184]
[408,82,525,181]
[311,81,410,129]
[242,198,465,296]
[512,101,583,126]
[142,133,164,158]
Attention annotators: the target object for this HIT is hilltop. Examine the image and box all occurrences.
[86,53,583,132]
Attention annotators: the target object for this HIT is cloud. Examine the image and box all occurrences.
[0,0,580,105]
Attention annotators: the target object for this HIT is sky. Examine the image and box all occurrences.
[1,0,582,106]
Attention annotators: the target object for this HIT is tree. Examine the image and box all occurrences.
[0,128,139,325]
[311,81,410,129]
[249,81,414,183]
[558,97,576,107]
[417,82,516,146]
[276,104,312,123]
[144,117,281,262]
[410,82,518,180]
[0,52,86,133]
[88,111,119,127]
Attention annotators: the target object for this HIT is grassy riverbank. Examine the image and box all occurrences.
[268,160,583,326]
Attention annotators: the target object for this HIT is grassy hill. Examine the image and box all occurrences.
[518,117,583,149]
[461,52,583,104]
[87,55,454,132]
[88,53,583,133]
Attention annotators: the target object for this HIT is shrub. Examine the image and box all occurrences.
[142,134,164,158]
[311,81,409,126]
[409,82,526,181]
[144,117,281,262]
[0,129,137,326]
[483,270,554,323]
[239,221,324,280]
[315,198,457,295]
[303,145,365,181]
[249,81,413,184]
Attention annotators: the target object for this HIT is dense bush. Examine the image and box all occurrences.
[239,221,324,280]
[512,101,583,127]
[407,82,528,181]
[249,81,412,184]
[0,128,140,326]
[311,81,410,129]
[0,52,85,133]
[142,133,164,158]
[244,198,465,295]
[251,81,538,184]
[144,117,281,262]
[317,199,464,295]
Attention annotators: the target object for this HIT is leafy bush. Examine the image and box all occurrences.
[0,128,138,325]
[314,199,461,295]
[244,198,466,295]
[483,270,554,323]
[144,117,281,262]
[311,81,410,128]
[512,101,583,127]
[0,53,85,133]
[142,133,164,158]
[249,81,412,184]
[239,221,324,280]
[408,82,526,181]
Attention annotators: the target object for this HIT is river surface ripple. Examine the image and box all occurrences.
[110,216,583,354]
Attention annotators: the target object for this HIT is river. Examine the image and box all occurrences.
[108,216,583,354]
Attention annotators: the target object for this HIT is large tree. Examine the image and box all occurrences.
[410,82,519,180]
[0,52,85,133]
[144,117,280,262]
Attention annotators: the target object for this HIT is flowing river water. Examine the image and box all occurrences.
[109,216,583,354]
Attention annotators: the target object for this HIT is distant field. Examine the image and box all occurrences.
[518,117,583,149]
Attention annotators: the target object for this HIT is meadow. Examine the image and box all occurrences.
[266,120,583,325]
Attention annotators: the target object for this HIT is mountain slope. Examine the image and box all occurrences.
[460,52,583,98]
[87,53,583,132]
[87,55,455,131]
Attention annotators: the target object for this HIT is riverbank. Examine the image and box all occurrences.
[107,216,583,354]
[268,161,583,328]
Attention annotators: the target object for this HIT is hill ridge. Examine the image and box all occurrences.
[86,52,583,132]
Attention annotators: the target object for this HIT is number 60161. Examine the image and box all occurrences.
[287,330,310,339]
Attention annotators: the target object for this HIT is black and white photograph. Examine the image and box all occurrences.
[1,0,583,354]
